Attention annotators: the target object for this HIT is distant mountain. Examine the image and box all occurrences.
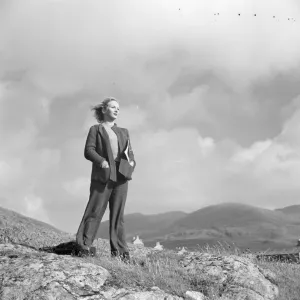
[99,202,300,252]
[171,202,292,229]
[2,202,299,253]
[96,211,187,240]
[151,203,300,245]
[275,205,300,217]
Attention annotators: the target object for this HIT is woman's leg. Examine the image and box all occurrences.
[108,179,129,256]
[76,180,112,248]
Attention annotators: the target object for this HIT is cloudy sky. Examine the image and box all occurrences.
[1,0,300,233]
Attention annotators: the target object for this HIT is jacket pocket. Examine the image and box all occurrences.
[91,164,110,183]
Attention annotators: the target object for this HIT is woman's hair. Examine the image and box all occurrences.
[91,97,119,123]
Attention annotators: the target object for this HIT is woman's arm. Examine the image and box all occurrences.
[84,125,106,165]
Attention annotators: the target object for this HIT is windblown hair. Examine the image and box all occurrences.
[91,97,119,123]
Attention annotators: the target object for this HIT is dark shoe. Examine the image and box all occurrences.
[111,250,119,258]
[111,251,131,263]
[79,246,96,257]
[89,246,96,257]
[120,252,131,263]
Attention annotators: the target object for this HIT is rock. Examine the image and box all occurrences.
[74,285,183,300]
[150,286,161,291]
[113,290,182,299]
[185,290,206,299]
[0,243,110,299]
[0,242,279,300]
[179,252,278,300]
[0,243,183,300]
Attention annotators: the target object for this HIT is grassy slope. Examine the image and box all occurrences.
[1,205,300,299]
[0,206,73,248]
[0,207,65,233]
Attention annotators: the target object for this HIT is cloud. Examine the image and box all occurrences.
[198,136,215,157]
[22,194,52,224]
[231,140,272,165]
[128,127,219,213]
[0,159,22,186]
[229,103,300,199]
[63,177,90,198]
[2,0,300,95]
[1,0,300,232]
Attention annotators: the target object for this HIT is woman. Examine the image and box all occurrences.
[76,97,136,261]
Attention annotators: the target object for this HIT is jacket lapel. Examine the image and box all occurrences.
[98,124,110,153]
[111,125,126,153]
[98,123,117,182]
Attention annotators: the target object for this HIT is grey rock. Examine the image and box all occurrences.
[185,290,206,299]
[0,242,279,300]
[114,290,182,299]
[179,252,278,300]
[0,243,183,300]
[0,243,109,300]
[98,286,183,300]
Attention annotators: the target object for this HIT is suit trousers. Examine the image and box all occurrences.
[76,169,129,255]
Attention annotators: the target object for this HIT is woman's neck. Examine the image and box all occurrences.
[102,120,115,127]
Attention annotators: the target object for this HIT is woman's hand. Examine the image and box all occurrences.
[100,160,109,168]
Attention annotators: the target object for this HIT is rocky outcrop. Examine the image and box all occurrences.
[0,242,279,300]
[0,243,109,299]
[0,243,182,300]
[179,252,278,300]
[101,287,183,299]
[185,291,206,300]
[256,251,300,263]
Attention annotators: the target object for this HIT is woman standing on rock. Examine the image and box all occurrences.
[76,97,136,261]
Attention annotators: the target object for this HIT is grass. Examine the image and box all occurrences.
[257,260,300,300]
[87,248,217,298]
[1,221,300,300]
[85,240,300,299]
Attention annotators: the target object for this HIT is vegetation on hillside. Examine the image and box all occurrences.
[1,206,300,299]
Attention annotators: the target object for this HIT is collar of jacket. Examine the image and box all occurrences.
[98,123,123,151]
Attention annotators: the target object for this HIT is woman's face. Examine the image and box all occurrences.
[103,100,120,121]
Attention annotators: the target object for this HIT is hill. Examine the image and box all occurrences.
[275,205,300,217]
[2,202,300,253]
[171,202,292,229]
[95,203,300,251]
[0,206,73,248]
[0,206,64,233]
[1,206,298,300]
[143,203,300,251]
[96,211,187,240]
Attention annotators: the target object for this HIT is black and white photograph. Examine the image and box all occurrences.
[1,1,300,299]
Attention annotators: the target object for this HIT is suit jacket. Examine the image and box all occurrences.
[84,123,136,183]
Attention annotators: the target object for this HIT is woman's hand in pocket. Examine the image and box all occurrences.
[100,160,109,168]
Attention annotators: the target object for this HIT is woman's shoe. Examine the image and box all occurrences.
[111,251,130,263]
[89,246,96,257]
[120,252,130,263]
[79,245,96,257]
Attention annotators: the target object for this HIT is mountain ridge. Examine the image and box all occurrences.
[1,202,300,252]
[97,202,300,251]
